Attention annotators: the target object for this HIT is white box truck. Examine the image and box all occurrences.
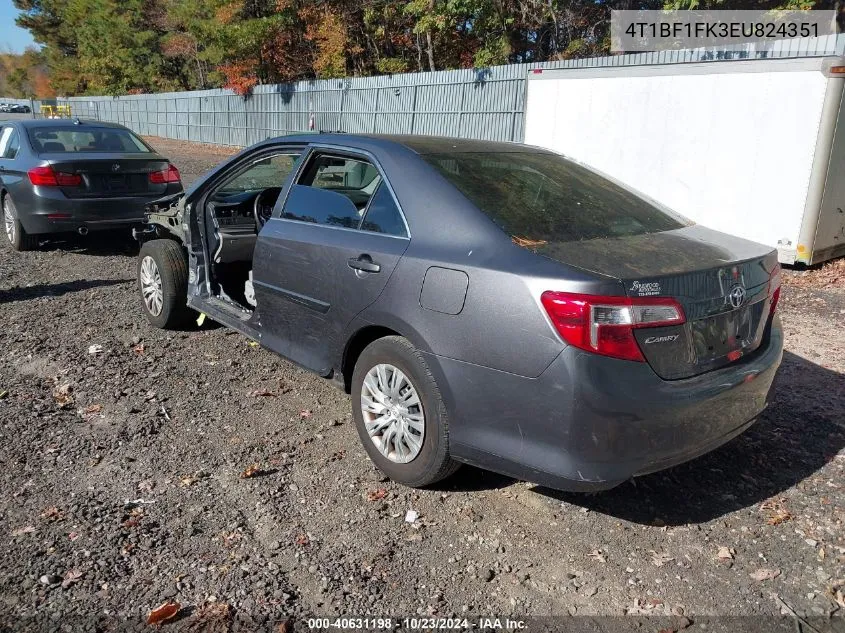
[523,56,845,265]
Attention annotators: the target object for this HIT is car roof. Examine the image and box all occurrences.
[268,133,552,156]
[13,119,131,131]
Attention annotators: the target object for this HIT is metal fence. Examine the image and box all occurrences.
[5,34,844,146]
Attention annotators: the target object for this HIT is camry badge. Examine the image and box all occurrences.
[728,284,746,309]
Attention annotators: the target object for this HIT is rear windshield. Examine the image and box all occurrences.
[28,127,152,154]
[421,151,690,244]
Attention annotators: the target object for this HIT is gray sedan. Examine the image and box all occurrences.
[135,134,783,492]
[1,119,183,250]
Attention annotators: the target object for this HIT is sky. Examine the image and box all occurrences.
[0,0,37,54]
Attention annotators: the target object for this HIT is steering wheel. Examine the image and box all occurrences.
[254,187,283,231]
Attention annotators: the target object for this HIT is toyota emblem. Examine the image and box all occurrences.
[111,163,121,172]
[728,284,746,309]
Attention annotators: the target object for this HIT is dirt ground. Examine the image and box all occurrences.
[0,136,843,631]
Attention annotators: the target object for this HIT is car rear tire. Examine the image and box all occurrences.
[3,195,39,252]
[137,239,193,329]
[351,336,460,487]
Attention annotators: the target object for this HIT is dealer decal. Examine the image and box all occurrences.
[630,280,661,296]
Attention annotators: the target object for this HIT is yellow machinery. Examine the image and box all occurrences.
[39,104,72,118]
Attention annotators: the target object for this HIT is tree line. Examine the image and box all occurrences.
[4,0,838,98]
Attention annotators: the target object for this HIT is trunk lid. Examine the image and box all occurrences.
[41,153,170,199]
[536,225,780,380]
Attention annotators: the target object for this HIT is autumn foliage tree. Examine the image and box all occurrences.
[0,48,54,98]
[11,0,843,96]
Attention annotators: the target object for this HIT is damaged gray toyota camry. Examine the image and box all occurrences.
[134,134,783,492]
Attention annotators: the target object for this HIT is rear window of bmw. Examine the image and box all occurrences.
[28,127,152,154]
[421,151,690,244]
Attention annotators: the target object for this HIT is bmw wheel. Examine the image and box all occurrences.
[3,195,39,252]
[351,336,460,487]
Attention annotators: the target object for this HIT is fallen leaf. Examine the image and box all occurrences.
[11,525,35,536]
[147,600,181,625]
[760,498,794,525]
[587,549,607,563]
[68,531,80,541]
[240,464,261,479]
[192,602,231,625]
[299,409,313,419]
[248,389,275,397]
[133,344,146,354]
[180,471,208,487]
[196,313,206,327]
[52,383,74,409]
[766,510,793,526]
[367,488,388,501]
[83,404,103,415]
[41,506,62,521]
[61,569,85,588]
[650,551,675,567]
[278,620,293,633]
[749,568,781,581]
[295,533,310,546]
[717,546,735,560]
[247,340,258,347]
[512,235,548,248]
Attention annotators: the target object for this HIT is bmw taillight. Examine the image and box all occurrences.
[149,164,181,184]
[28,166,82,187]
[540,291,686,362]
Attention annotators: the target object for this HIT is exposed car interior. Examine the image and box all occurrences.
[204,151,383,311]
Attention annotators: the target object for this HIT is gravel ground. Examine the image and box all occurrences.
[0,136,843,631]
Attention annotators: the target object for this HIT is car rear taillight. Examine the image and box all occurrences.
[769,286,781,316]
[768,264,782,316]
[149,164,181,184]
[540,291,686,362]
[28,166,82,187]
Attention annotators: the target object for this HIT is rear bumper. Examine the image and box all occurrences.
[427,317,784,492]
[19,185,181,234]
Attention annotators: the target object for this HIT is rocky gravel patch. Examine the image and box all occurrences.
[0,136,843,631]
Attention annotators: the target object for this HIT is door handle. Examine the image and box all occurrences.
[348,255,381,273]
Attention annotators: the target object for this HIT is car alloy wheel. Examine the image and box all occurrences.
[3,200,14,244]
[139,255,164,316]
[361,363,425,464]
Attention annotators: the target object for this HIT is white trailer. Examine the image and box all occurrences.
[523,56,845,265]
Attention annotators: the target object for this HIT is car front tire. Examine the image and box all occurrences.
[3,195,39,252]
[351,336,460,487]
[137,239,193,329]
